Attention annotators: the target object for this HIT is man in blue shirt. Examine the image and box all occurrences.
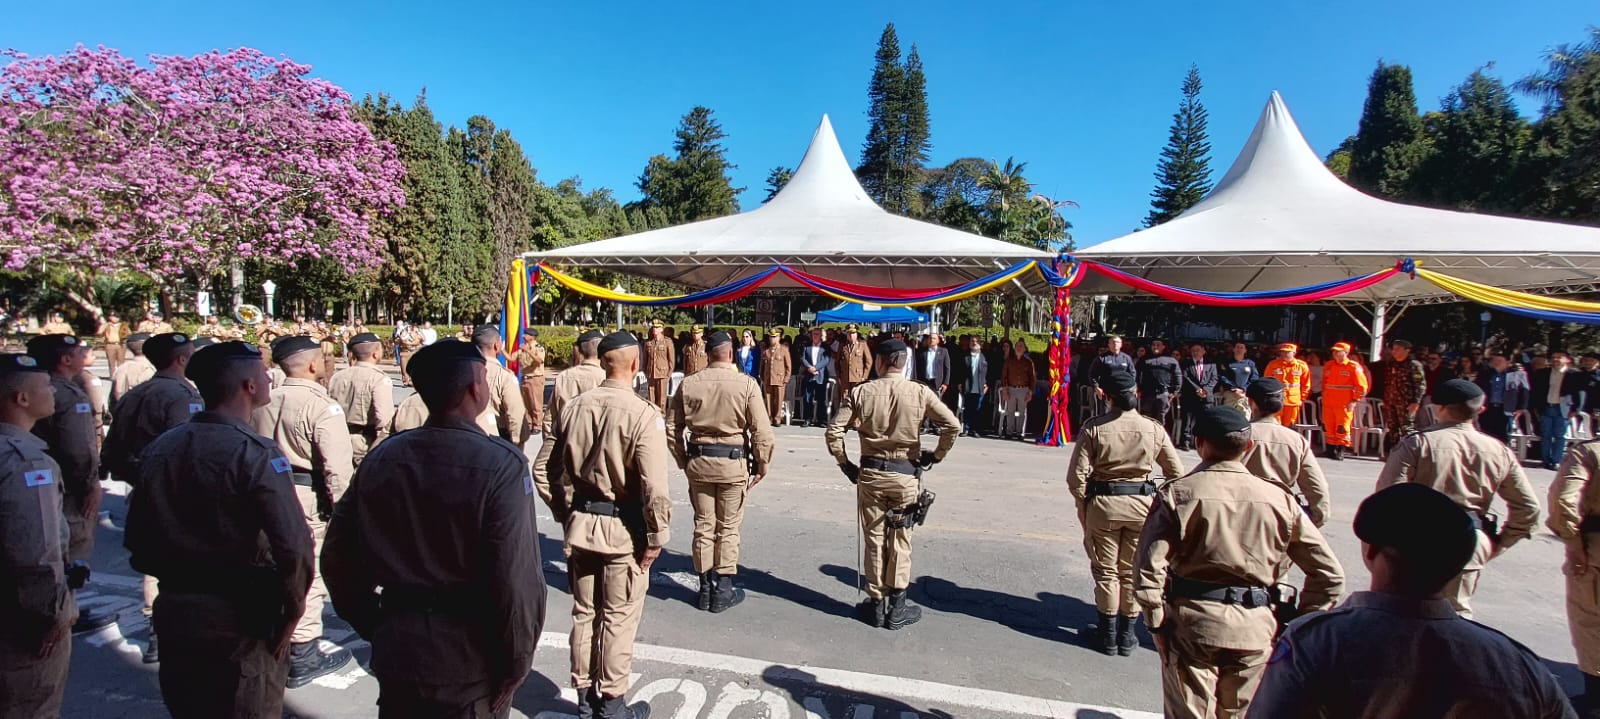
[1473,352,1529,444]
[1217,341,1259,414]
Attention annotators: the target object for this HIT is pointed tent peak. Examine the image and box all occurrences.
[761,114,882,214]
[1182,91,1359,215]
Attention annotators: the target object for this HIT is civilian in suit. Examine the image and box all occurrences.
[1531,352,1588,469]
[1473,353,1529,444]
[799,328,831,426]
[953,337,989,437]
[915,334,951,398]
[1177,343,1219,450]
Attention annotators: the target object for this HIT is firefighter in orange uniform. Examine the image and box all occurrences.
[1319,341,1370,460]
[1264,343,1311,427]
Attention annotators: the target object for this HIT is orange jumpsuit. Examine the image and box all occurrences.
[1320,358,1369,448]
[1264,358,1311,426]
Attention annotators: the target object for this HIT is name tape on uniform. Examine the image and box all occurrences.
[24,469,53,487]
[270,457,291,474]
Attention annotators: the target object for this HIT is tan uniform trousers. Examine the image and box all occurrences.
[1162,616,1272,719]
[857,471,919,600]
[521,376,544,436]
[1084,494,1153,616]
[0,633,69,719]
[293,484,328,643]
[105,344,126,376]
[764,385,786,425]
[648,378,669,411]
[350,428,376,466]
[689,480,747,575]
[1568,535,1600,675]
[154,593,288,719]
[569,548,647,697]
[376,678,504,719]
[1443,528,1494,619]
[398,350,417,386]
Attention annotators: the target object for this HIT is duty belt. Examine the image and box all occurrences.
[861,456,919,476]
[1086,480,1156,498]
[573,498,643,518]
[1582,516,1600,533]
[1168,575,1272,609]
[289,471,316,488]
[379,585,479,614]
[687,444,745,460]
[347,423,374,435]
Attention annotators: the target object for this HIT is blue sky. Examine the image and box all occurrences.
[6,1,1596,247]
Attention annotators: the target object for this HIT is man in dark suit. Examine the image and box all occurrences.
[1178,342,1219,450]
[915,333,951,398]
[799,328,831,426]
[952,336,990,437]
[1473,352,1528,444]
[1530,351,1587,469]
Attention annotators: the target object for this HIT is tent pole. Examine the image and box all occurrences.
[1368,300,1388,359]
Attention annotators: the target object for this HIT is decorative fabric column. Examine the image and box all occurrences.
[1038,255,1083,446]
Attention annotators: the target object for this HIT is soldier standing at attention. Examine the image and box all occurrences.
[1381,339,1427,453]
[98,312,129,376]
[681,325,708,376]
[110,332,156,407]
[101,333,202,664]
[1263,343,1311,426]
[125,341,313,719]
[323,340,546,719]
[1088,335,1136,403]
[513,327,547,435]
[1240,378,1331,527]
[1550,433,1600,718]
[1248,484,1573,718]
[826,339,960,630]
[471,325,527,444]
[137,311,174,336]
[834,324,873,408]
[26,334,114,633]
[533,330,606,510]
[1376,378,1541,618]
[1067,368,1185,656]
[760,329,792,427]
[643,319,675,410]
[39,312,72,336]
[668,331,776,613]
[0,354,77,717]
[394,322,424,388]
[549,331,670,719]
[326,332,394,466]
[249,336,355,686]
[1134,405,1345,719]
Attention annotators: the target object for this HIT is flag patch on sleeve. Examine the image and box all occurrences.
[23,469,53,487]
[270,457,291,474]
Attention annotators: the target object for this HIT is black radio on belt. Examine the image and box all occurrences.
[64,561,90,590]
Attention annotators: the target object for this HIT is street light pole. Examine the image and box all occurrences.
[614,284,625,330]
[1480,311,1491,347]
[262,279,277,318]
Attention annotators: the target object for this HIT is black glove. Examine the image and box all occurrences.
[840,461,860,484]
[918,450,938,468]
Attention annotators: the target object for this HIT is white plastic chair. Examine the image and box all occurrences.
[1572,413,1596,441]
[1353,401,1387,458]
[1508,411,1539,465]
[1293,398,1325,451]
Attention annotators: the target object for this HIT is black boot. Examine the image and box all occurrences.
[855,597,886,628]
[884,589,922,630]
[1095,613,1117,655]
[142,631,160,664]
[1584,673,1600,719]
[72,606,116,634]
[286,640,352,689]
[1116,615,1138,656]
[696,571,715,611]
[577,685,601,719]
[598,694,649,719]
[709,574,745,614]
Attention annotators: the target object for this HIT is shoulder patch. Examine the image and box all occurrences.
[23,468,53,487]
[327,404,344,416]
[74,402,92,414]
[188,402,203,414]
[524,472,535,496]
[269,456,291,474]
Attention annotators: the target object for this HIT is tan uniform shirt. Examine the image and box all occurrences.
[476,362,527,442]
[250,378,355,502]
[38,321,72,336]
[1242,417,1332,526]
[836,340,872,384]
[1134,460,1344,647]
[826,373,959,466]
[327,364,394,445]
[98,320,128,345]
[667,365,776,481]
[1376,420,1541,550]
[102,374,202,483]
[681,341,707,376]
[395,327,423,352]
[514,343,546,378]
[644,338,675,380]
[1551,439,1600,541]
[0,423,75,643]
[110,356,156,407]
[33,376,98,500]
[322,418,544,684]
[135,320,173,335]
[1067,409,1184,516]
[760,344,792,386]
[390,394,429,434]
[551,380,672,553]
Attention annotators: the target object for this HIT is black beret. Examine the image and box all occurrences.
[185,341,262,384]
[0,353,47,376]
[707,331,733,349]
[578,329,604,344]
[407,339,485,382]
[189,337,216,350]
[523,327,539,338]
[270,336,321,364]
[1433,378,1484,405]
[143,333,193,367]
[1247,377,1285,402]
[26,334,80,356]
[599,331,640,355]
[1102,368,1136,393]
[347,332,381,347]
[472,325,502,343]
[1194,405,1251,439]
[874,339,909,357]
[1354,483,1477,573]
[125,332,151,346]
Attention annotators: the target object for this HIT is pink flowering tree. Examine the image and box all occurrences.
[0,45,404,319]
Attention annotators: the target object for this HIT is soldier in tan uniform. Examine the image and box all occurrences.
[249,335,355,686]
[110,332,156,407]
[681,325,708,376]
[323,340,546,718]
[642,319,674,410]
[326,332,393,465]
[514,327,548,434]
[1066,368,1184,656]
[39,312,72,336]
[471,325,527,444]
[533,330,606,509]
[26,334,115,633]
[136,311,174,336]
[314,322,339,382]
[1134,405,1344,719]
[390,393,429,435]
[760,329,792,426]
[0,354,77,718]
[1551,436,1600,718]
[834,325,872,407]
[1376,378,1541,618]
[98,312,129,376]
[125,341,313,719]
[667,331,775,613]
[394,322,424,387]
[549,331,670,719]
[255,319,286,357]
[101,333,202,664]
[1241,378,1331,527]
[825,339,959,629]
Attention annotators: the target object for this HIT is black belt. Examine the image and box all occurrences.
[348,423,375,435]
[861,457,918,476]
[1168,575,1272,608]
[573,498,642,517]
[289,472,315,488]
[379,585,479,614]
[1580,516,1600,533]
[687,444,745,460]
[1087,480,1156,498]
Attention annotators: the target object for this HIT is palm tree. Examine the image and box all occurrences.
[977,157,1033,212]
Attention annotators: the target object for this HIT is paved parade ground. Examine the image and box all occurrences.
[58,363,1581,718]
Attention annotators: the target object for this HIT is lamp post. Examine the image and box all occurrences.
[1308,311,1317,346]
[614,284,625,330]
[1094,295,1109,333]
[1480,310,1491,347]
[262,279,277,318]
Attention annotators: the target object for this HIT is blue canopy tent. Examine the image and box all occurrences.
[815,302,928,325]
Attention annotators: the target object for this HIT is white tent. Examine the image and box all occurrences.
[1076,92,1600,355]
[526,115,1052,292]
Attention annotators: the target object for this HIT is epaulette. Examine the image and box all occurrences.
[484,433,530,463]
[232,422,280,451]
[1280,606,1352,638]
[1462,617,1543,659]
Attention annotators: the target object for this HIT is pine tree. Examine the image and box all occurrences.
[636,106,741,224]
[1347,62,1429,198]
[1412,71,1530,211]
[763,166,794,203]
[1144,65,1213,226]
[857,23,905,206]
[891,45,932,215]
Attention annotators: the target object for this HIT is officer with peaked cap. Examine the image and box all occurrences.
[1376,378,1541,618]
[1241,377,1331,526]
[326,332,394,465]
[834,323,873,408]
[125,341,313,718]
[533,329,607,510]
[470,325,526,443]
[642,319,674,410]
[1134,405,1344,719]
[681,325,709,376]
[513,327,548,434]
[759,329,792,426]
